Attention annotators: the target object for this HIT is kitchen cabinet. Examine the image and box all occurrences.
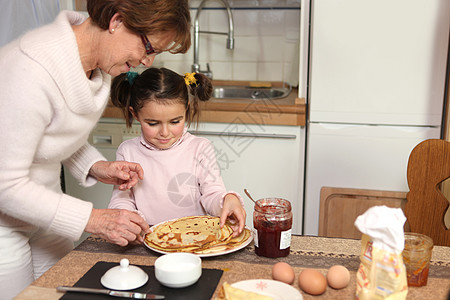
[193,122,305,234]
[74,0,86,10]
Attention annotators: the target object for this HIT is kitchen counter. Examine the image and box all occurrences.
[15,235,450,299]
[102,80,306,126]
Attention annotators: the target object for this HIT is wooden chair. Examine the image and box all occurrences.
[404,139,450,246]
[319,187,407,239]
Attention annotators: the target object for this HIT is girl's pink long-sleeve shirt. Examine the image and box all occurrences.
[108,130,242,226]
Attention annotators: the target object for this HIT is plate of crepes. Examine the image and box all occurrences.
[144,216,252,257]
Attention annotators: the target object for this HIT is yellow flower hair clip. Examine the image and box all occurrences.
[184,72,198,86]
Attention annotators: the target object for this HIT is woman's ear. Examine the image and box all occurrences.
[109,13,123,33]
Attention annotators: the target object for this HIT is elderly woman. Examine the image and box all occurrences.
[0,1,191,298]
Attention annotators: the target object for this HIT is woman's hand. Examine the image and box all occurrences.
[220,194,247,237]
[89,160,144,190]
[85,208,150,246]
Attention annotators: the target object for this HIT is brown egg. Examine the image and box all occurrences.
[327,265,350,289]
[272,262,295,284]
[298,268,327,295]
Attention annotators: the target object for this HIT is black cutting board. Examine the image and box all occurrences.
[59,261,223,300]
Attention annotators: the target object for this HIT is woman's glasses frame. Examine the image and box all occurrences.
[140,34,160,57]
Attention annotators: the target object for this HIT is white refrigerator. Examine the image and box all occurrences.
[302,0,450,235]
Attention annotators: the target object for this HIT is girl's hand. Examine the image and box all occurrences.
[89,160,144,190]
[220,194,247,237]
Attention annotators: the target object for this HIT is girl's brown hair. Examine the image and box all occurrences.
[87,0,191,53]
[110,68,212,128]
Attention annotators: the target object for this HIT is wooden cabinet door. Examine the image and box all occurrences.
[74,0,86,11]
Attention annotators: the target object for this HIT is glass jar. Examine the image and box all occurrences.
[253,198,293,258]
[402,232,434,287]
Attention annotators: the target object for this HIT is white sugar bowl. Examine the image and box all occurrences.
[101,258,148,290]
[154,253,202,288]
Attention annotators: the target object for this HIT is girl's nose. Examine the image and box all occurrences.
[159,124,169,137]
[140,56,155,67]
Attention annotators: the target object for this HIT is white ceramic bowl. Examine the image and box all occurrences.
[154,253,202,288]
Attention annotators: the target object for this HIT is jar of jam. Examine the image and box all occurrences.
[253,198,293,258]
[402,232,434,287]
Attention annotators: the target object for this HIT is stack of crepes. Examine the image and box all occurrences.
[145,216,251,254]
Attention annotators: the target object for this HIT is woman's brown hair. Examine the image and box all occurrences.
[87,0,191,53]
[110,68,212,128]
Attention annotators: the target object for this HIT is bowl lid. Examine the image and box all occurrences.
[101,258,148,290]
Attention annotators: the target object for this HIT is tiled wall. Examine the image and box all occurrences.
[157,0,301,86]
[69,0,301,86]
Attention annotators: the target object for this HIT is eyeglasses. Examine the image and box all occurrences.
[140,34,160,57]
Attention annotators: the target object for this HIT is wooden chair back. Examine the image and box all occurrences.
[319,187,406,239]
[405,139,450,246]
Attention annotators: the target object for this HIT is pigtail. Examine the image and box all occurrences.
[110,73,136,127]
[190,73,213,101]
[184,72,212,127]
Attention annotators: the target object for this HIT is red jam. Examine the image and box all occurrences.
[253,198,292,258]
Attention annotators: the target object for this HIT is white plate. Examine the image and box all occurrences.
[144,220,252,258]
[232,279,303,300]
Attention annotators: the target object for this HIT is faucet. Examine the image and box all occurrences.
[192,0,234,79]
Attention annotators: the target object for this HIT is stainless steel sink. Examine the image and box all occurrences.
[212,85,291,100]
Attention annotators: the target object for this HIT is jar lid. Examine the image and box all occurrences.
[101,258,149,290]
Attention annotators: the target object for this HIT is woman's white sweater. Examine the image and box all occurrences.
[0,11,110,240]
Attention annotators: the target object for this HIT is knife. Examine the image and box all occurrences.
[56,286,165,299]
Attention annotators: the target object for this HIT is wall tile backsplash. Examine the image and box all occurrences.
[158,0,300,86]
[71,0,301,86]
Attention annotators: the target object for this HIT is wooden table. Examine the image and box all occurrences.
[15,235,450,300]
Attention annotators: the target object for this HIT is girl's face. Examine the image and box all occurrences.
[132,101,186,150]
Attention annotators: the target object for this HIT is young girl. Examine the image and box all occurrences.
[109,68,246,235]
